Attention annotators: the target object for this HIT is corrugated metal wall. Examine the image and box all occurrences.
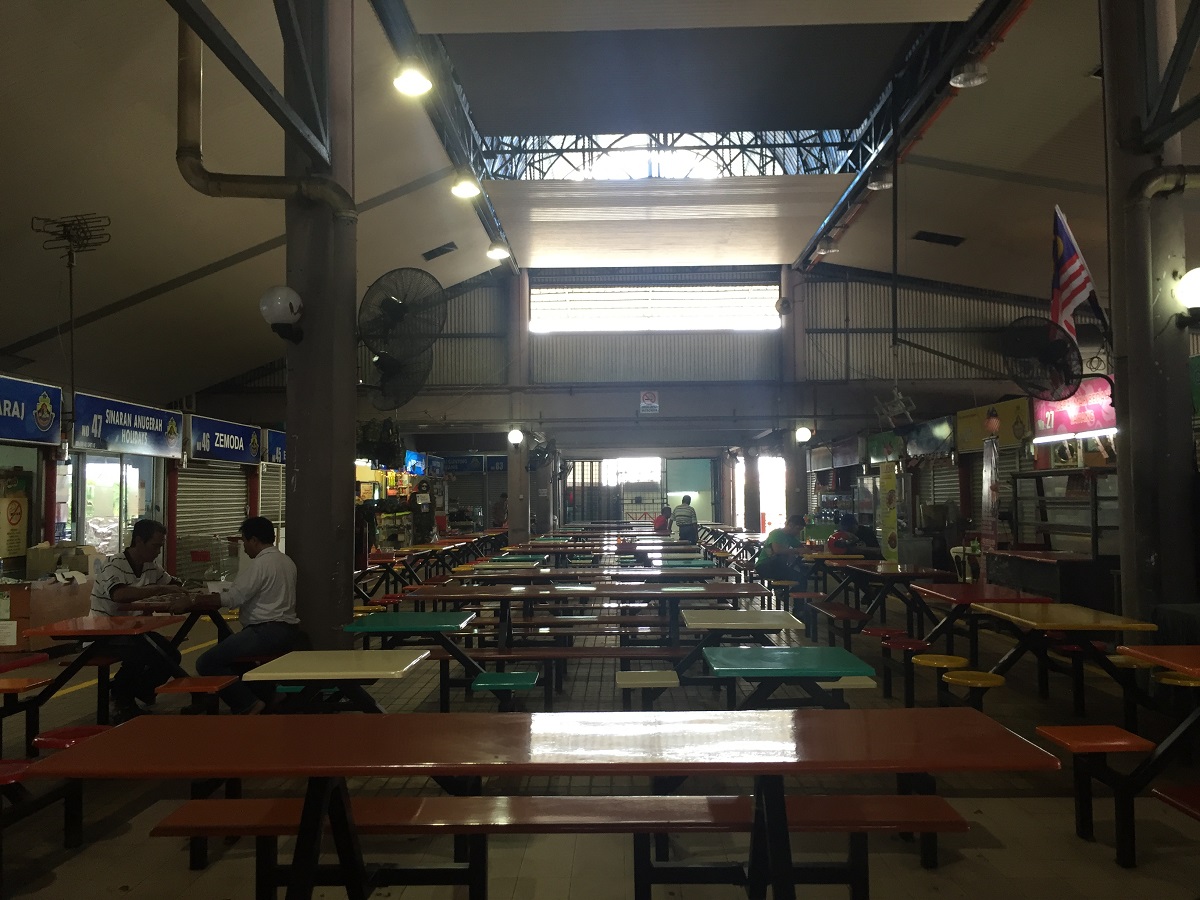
[531,332,778,383]
[259,463,286,529]
[802,274,1093,382]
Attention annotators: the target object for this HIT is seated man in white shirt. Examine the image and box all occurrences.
[195,516,302,714]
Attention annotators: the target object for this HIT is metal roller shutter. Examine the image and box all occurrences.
[259,463,286,529]
[967,454,983,520]
[931,459,960,504]
[807,471,819,515]
[448,473,487,528]
[997,448,1025,545]
[176,463,249,583]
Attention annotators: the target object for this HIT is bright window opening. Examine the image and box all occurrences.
[600,457,662,487]
[530,285,780,333]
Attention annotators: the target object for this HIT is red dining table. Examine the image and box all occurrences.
[23,615,189,728]
[28,707,1058,900]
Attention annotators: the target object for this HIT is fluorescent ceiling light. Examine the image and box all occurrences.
[1074,428,1117,440]
[1032,433,1074,444]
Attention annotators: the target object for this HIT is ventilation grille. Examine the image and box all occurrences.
[422,242,458,261]
[912,230,965,247]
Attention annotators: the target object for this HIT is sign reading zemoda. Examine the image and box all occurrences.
[0,375,62,445]
[187,415,261,465]
[73,393,183,458]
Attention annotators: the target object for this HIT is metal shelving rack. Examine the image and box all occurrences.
[1011,467,1118,558]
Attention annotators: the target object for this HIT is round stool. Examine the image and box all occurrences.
[881,636,931,706]
[911,654,969,707]
[1153,671,1200,689]
[941,670,1005,710]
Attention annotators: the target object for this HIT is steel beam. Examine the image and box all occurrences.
[367,0,516,271]
[1140,0,1200,146]
[793,0,1022,269]
[165,0,330,166]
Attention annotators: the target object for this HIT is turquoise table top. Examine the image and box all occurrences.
[343,611,475,634]
[661,559,717,568]
[702,646,874,679]
[481,555,549,565]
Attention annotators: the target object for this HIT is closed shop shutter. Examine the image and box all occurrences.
[967,454,983,520]
[917,461,936,507]
[448,473,487,528]
[259,463,286,529]
[806,471,819,515]
[931,459,960,504]
[176,463,249,583]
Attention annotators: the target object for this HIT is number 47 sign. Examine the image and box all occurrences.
[639,391,659,415]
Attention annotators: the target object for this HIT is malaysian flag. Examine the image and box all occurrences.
[1049,205,1097,342]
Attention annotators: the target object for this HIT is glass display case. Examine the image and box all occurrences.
[1011,467,1118,557]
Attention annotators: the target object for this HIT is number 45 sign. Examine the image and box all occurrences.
[639,390,659,415]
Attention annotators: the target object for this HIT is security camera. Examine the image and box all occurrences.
[259,286,303,342]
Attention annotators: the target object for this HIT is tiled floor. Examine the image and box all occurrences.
[7,595,1200,899]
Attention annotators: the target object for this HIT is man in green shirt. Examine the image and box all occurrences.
[755,514,808,583]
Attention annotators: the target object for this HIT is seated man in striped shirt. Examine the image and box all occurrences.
[90,518,189,723]
[196,516,302,715]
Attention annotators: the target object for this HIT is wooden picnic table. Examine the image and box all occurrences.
[909,582,1054,664]
[702,645,875,710]
[449,566,740,584]
[824,561,956,635]
[242,649,428,713]
[972,603,1156,716]
[406,581,769,648]
[23,615,189,725]
[26,707,1059,900]
[344,607,477,654]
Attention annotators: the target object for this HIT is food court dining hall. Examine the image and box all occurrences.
[3,1,1200,898]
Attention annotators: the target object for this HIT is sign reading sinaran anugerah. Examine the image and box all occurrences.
[187,415,261,465]
[73,393,183,458]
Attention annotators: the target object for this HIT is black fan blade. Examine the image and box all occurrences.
[358,267,448,358]
[1001,315,1083,401]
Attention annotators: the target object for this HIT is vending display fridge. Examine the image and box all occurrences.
[855,472,918,561]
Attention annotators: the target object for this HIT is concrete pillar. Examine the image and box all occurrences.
[284,3,358,648]
[717,452,735,524]
[1101,0,1197,617]
[744,453,762,532]
[788,441,808,519]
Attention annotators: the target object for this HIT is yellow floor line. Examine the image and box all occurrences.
[49,638,219,699]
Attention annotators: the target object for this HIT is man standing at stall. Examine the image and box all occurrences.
[90,518,188,723]
[196,516,301,715]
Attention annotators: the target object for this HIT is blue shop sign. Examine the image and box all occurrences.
[427,455,445,477]
[444,455,483,474]
[263,429,287,464]
[73,393,183,458]
[486,455,508,473]
[187,415,261,465]
[0,375,62,445]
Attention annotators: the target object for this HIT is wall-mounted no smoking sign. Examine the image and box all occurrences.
[639,390,659,415]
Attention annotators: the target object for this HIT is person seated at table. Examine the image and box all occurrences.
[90,518,190,723]
[754,514,808,583]
[826,514,882,558]
[653,505,672,536]
[195,516,302,715]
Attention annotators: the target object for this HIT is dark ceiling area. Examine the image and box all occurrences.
[442,24,919,136]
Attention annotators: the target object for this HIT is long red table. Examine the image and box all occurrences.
[29,708,1058,900]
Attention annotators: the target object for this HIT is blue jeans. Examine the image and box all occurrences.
[196,621,301,713]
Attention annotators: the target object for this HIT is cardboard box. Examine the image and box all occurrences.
[0,579,92,652]
[25,542,102,580]
[60,547,104,578]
